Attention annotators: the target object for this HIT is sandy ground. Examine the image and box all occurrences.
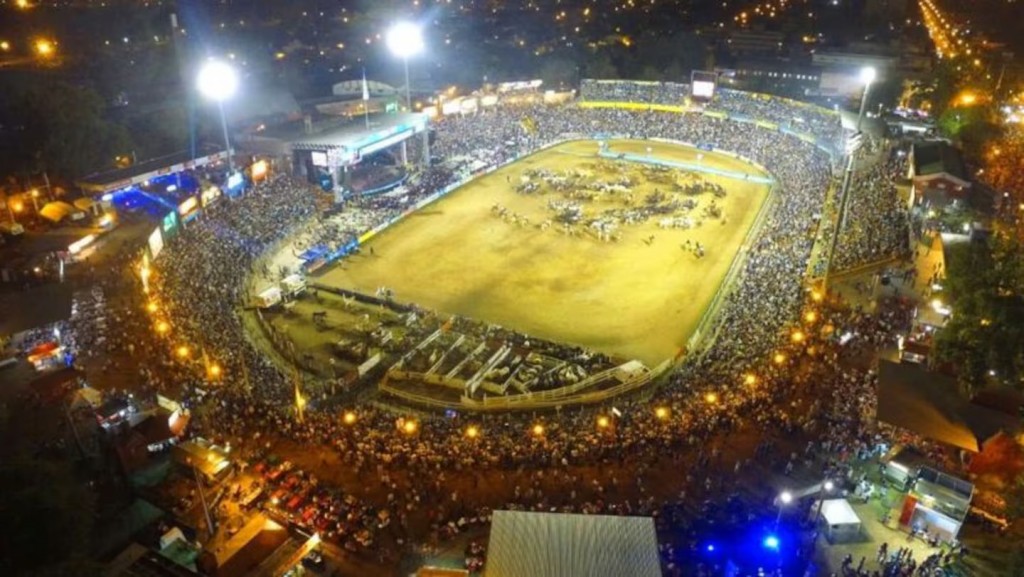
[318,140,769,366]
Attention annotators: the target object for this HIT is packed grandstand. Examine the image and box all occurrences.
[69,81,914,570]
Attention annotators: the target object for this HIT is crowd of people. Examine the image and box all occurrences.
[579,79,845,153]
[832,145,912,271]
[49,86,975,575]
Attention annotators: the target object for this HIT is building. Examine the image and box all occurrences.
[876,360,1020,454]
[908,141,971,208]
[811,50,898,71]
[171,438,232,484]
[484,510,661,577]
[716,60,822,97]
[726,29,785,57]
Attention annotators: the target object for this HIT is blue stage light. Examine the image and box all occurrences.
[762,535,780,550]
[706,544,715,553]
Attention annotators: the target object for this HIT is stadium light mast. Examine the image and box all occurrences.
[386,21,424,111]
[823,66,877,292]
[197,59,239,173]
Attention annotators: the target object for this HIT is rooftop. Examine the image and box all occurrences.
[76,146,225,194]
[485,510,661,577]
[256,111,428,151]
[911,141,969,184]
[876,360,1020,452]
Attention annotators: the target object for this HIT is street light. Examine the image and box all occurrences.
[197,59,239,173]
[385,21,424,111]
[776,490,793,528]
[815,480,836,523]
[825,65,876,290]
[35,39,54,58]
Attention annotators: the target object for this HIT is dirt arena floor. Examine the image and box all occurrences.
[318,140,770,365]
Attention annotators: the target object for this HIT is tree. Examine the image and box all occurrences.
[0,456,100,575]
[538,57,577,89]
[584,51,618,80]
[934,236,1024,393]
[0,75,132,180]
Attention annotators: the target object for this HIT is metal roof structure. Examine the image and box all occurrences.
[876,360,1020,452]
[76,147,227,195]
[910,141,969,185]
[484,510,661,577]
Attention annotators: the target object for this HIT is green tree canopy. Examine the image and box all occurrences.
[0,456,99,575]
[934,235,1024,393]
[0,75,132,180]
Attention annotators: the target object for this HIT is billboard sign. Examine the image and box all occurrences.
[691,71,718,101]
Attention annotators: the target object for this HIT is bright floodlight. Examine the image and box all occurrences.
[197,60,239,102]
[824,480,835,492]
[763,535,780,550]
[860,66,877,85]
[386,21,424,59]
[779,491,793,504]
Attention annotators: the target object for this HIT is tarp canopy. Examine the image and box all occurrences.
[485,510,661,577]
[38,201,79,223]
[73,197,96,212]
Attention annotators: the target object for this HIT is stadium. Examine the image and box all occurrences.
[187,81,840,411]
[131,78,854,572]
[149,80,840,413]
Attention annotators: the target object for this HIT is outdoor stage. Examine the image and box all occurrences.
[312,140,771,366]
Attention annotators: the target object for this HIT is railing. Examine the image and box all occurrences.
[379,359,672,412]
[689,181,779,356]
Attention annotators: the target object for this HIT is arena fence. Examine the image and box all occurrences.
[379,359,673,412]
[688,182,778,357]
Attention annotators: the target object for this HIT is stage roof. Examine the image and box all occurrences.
[484,510,660,577]
[260,112,428,152]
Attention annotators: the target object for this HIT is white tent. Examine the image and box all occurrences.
[159,526,187,550]
[819,499,862,543]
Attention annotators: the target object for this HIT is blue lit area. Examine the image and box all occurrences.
[104,187,174,218]
[677,516,802,575]
[101,172,206,218]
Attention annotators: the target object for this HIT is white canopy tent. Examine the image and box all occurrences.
[819,499,862,543]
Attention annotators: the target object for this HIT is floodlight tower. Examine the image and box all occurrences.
[824,66,877,291]
[386,21,424,111]
[196,59,239,173]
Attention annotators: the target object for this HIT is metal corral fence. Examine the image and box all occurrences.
[379,359,672,412]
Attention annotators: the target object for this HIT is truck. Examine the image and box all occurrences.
[256,287,283,309]
[280,274,307,298]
